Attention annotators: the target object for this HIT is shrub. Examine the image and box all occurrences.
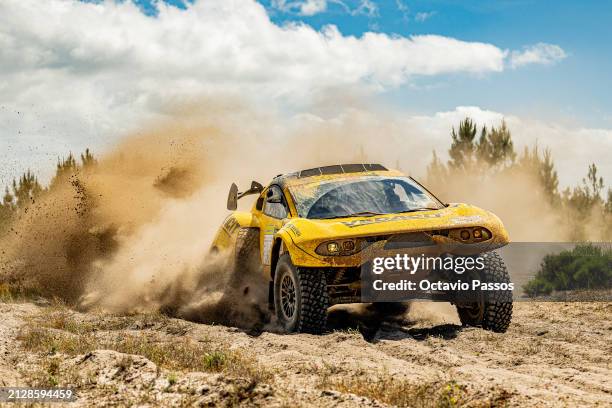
[523,244,611,296]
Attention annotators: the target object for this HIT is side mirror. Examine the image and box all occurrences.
[227,183,238,210]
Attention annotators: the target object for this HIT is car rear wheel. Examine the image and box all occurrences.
[455,251,513,333]
[274,254,328,334]
[229,227,260,292]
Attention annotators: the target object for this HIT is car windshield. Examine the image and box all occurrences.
[289,176,444,219]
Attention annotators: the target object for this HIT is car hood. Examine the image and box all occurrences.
[281,203,509,256]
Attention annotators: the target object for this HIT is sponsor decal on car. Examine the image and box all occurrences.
[222,215,240,235]
[341,212,443,228]
[449,215,484,225]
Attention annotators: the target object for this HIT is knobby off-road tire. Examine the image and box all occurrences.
[229,227,260,292]
[274,254,328,334]
[456,251,513,333]
[222,227,269,332]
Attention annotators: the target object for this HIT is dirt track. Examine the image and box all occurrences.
[1,301,610,407]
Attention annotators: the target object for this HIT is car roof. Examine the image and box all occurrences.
[271,163,404,189]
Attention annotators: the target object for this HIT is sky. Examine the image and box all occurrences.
[264,0,612,126]
[1,0,611,188]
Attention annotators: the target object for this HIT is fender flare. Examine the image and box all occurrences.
[271,228,295,279]
[210,211,260,253]
[228,211,260,229]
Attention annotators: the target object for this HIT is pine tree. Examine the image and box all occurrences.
[12,170,43,208]
[448,118,478,171]
[0,187,15,235]
[486,120,516,167]
[426,150,447,185]
[538,149,559,204]
[585,163,604,202]
[476,125,491,164]
[565,163,605,218]
[81,148,97,168]
[516,145,559,205]
[2,187,14,208]
[50,153,78,188]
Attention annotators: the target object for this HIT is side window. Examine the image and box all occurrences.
[263,185,288,219]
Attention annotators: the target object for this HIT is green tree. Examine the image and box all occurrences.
[426,150,447,185]
[448,118,478,171]
[516,145,559,205]
[565,163,605,215]
[585,163,604,202]
[538,149,559,203]
[49,149,97,190]
[50,153,78,189]
[2,187,14,208]
[0,187,15,235]
[476,125,490,163]
[12,170,43,208]
[81,148,97,168]
[484,120,516,167]
[447,118,516,173]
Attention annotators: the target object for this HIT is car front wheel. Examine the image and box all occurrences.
[455,251,513,333]
[273,254,328,334]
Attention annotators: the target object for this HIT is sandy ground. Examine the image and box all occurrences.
[0,301,610,407]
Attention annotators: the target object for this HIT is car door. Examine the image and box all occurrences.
[259,185,289,267]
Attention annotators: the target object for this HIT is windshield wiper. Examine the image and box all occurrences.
[401,207,441,213]
[347,211,388,217]
[318,211,387,219]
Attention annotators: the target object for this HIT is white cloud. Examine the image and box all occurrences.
[510,43,567,68]
[300,0,327,15]
[271,0,378,17]
[395,0,408,13]
[352,0,378,17]
[415,11,435,22]
[271,0,327,16]
[0,0,509,112]
[0,0,585,187]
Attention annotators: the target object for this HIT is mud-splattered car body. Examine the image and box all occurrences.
[212,164,509,280]
[212,164,514,334]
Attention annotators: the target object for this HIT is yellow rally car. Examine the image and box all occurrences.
[211,164,513,334]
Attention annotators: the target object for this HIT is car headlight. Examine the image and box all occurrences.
[449,227,492,243]
[316,238,364,256]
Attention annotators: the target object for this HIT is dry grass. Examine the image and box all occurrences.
[17,311,272,384]
[36,307,184,334]
[26,356,83,388]
[315,364,514,408]
[0,281,44,302]
[318,373,470,408]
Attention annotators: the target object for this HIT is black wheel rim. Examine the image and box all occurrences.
[464,302,484,321]
[461,269,485,321]
[280,273,297,320]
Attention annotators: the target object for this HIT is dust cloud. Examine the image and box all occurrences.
[0,100,598,329]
